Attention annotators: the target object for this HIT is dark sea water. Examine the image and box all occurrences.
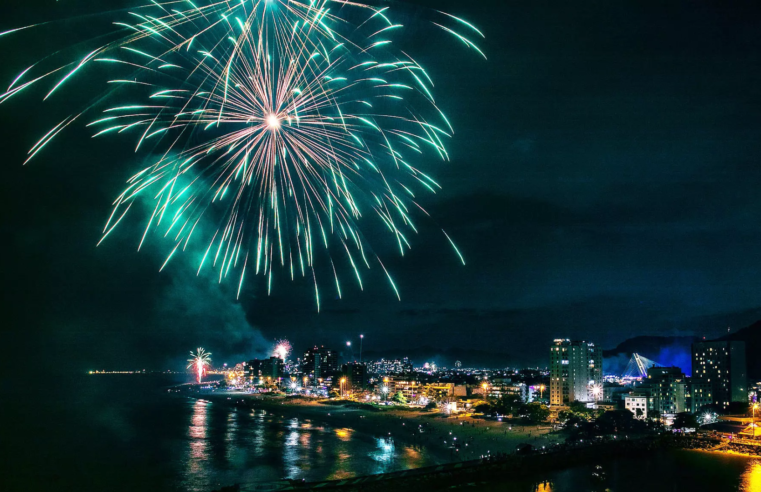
[1,374,759,492]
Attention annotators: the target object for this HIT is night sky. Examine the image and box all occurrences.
[3,1,761,372]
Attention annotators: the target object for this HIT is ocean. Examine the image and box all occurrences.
[1,374,758,491]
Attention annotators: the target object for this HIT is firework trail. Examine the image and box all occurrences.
[187,347,212,383]
[272,338,292,360]
[1,1,484,308]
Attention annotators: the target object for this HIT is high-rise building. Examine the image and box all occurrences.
[341,362,367,392]
[549,339,602,406]
[692,341,747,409]
[303,346,338,382]
[247,356,284,384]
[646,366,684,415]
[675,380,713,413]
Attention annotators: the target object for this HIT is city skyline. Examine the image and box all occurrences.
[4,1,761,491]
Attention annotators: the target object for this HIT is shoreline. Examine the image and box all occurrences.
[185,391,562,463]
[180,390,761,491]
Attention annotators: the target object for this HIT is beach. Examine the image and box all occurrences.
[190,391,562,463]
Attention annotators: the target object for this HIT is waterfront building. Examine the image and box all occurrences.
[247,356,284,385]
[675,380,713,413]
[386,378,419,401]
[386,378,457,402]
[303,346,338,382]
[420,382,456,401]
[549,339,603,405]
[341,362,367,392]
[481,379,529,402]
[691,341,748,409]
[646,366,684,415]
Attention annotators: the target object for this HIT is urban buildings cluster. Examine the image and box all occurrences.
[217,336,754,427]
[220,344,548,408]
[549,338,751,424]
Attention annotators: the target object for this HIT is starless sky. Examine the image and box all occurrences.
[2,0,761,371]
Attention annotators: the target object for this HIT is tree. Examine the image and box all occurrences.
[520,402,550,424]
[473,403,491,414]
[673,412,699,430]
[597,410,640,434]
[491,394,523,415]
[424,401,437,410]
[392,391,407,404]
[569,401,591,414]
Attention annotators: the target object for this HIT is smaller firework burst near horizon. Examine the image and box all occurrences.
[273,339,292,361]
[187,347,212,383]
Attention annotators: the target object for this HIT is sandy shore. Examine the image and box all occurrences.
[191,391,564,463]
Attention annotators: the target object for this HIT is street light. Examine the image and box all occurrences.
[591,384,602,401]
[753,403,759,439]
[360,334,364,363]
[340,377,347,398]
[539,384,545,399]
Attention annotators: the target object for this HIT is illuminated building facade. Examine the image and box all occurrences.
[386,379,456,402]
[692,341,747,409]
[549,339,602,405]
[341,362,367,392]
[482,378,529,402]
[646,366,684,415]
[625,394,652,419]
[675,380,713,413]
[247,357,284,384]
[303,346,338,382]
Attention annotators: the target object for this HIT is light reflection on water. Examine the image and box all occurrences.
[741,459,761,491]
[371,437,396,464]
[9,376,759,492]
[184,399,210,486]
[178,398,439,489]
[178,398,761,492]
[9,373,761,492]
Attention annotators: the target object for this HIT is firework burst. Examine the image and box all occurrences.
[2,1,484,308]
[273,339,292,360]
[187,347,212,383]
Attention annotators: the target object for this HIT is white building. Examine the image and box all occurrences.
[625,395,649,419]
[549,339,603,405]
